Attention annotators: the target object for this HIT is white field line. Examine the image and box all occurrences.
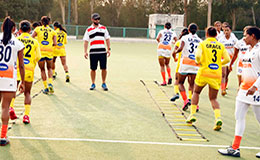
[8,136,260,150]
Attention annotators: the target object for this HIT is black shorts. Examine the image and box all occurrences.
[89,53,107,70]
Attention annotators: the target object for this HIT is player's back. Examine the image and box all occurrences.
[34,25,56,53]
[197,37,226,79]
[181,33,202,58]
[55,28,67,49]
[17,33,40,70]
[158,29,176,45]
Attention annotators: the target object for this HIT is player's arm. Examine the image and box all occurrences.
[195,43,202,64]
[174,41,184,54]
[52,31,57,46]
[172,45,179,62]
[35,42,41,63]
[247,53,260,96]
[18,48,25,93]
[229,47,239,71]
[156,33,162,43]
[221,48,231,66]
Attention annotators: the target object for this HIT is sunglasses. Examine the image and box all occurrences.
[94,18,100,20]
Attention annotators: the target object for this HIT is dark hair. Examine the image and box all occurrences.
[225,25,232,30]
[179,28,189,39]
[165,22,171,30]
[41,16,50,26]
[188,23,198,34]
[2,17,15,46]
[246,26,260,40]
[206,26,217,37]
[19,20,31,32]
[32,21,41,29]
[53,21,67,33]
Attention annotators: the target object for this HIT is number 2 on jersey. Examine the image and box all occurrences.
[25,45,32,58]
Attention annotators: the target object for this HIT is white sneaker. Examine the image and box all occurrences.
[256,152,260,158]
[218,146,240,157]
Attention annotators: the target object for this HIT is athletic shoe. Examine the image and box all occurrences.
[66,75,70,83]
[182,99,191,111]
[214,118,223,131]
[42,88,49,94]
[218,146,240,157]
[161,82,167,86]
[101,83,108,91]
[196,105,199,112]
[48,84,54,94]
[53,72,57,79]
[0,137,10,146]
[186,115,196,123]
[170,93,179,102]
[90,83,96,90]
[221,89,227,96]
[23,115,30,124]
[167,78,172,85]
[256,152,260,158]
[9,107,17,120]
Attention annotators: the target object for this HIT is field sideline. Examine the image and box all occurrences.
[0,40,259,159]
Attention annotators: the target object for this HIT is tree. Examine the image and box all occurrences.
[73,0,78,24]
[57,0,66,24]
[207,0,212,27]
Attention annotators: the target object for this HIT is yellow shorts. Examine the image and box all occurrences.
[17,70,34,82]
[41,51,53,59]
[158,56,170,59]
[195,75,221,90]
[53,48,66,57]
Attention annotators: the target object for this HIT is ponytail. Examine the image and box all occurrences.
[53,21,67,33]
[2,17,15,46]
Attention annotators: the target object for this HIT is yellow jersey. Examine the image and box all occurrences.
[17,33,41,71]
[34,25,56,58]
[55,28,67,49]
[195,37,230,79]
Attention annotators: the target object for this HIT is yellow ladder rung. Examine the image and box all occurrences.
[178,134,201,136]
[164,112,182,115]
[168,119,186,122]
[170,123,192,126]
[181,138,208,142]
[175,128,196,131]
[13,108,24,110]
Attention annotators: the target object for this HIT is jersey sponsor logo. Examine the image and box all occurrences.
[41,41,49,45]
[0,63,8,71]
[57,43,63,46]
[208,63,219,70]
[188,55,195,60]
[162,41,169,45]
[24,58,30,65]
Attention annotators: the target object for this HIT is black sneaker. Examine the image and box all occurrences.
[168,78,172,85]
[170,93,179,102]
[218,146,240,157]
[66,75,70,83]
[53,72,57,79]
[0,137,10,146]
[256,152,260,158]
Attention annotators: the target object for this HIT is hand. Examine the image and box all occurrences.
[84,52,88,59]
[18,82,25,94]
[107,50,111,57]
[246,86,257,96]
[174,58,178,62]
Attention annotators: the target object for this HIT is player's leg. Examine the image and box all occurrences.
[218,100,249,157]
[23,81,33,124]
[221,66,227,96]
[52,56,57,79]
[186,84,204,123]
[165,57,172,85]
[237,75,242,87]
[46,59,54,93]
[9,81,20,120]
[1,91,15,146]
[158,57,166,86]
[209,86,222,131]
[178,74,190,110]
[170,72,180,101]
[38,60,48,94]
[60,56,70,82]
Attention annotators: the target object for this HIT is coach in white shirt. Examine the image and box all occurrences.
[83,13,111,91]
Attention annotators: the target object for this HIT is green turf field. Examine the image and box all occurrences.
[1,40,260,159]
